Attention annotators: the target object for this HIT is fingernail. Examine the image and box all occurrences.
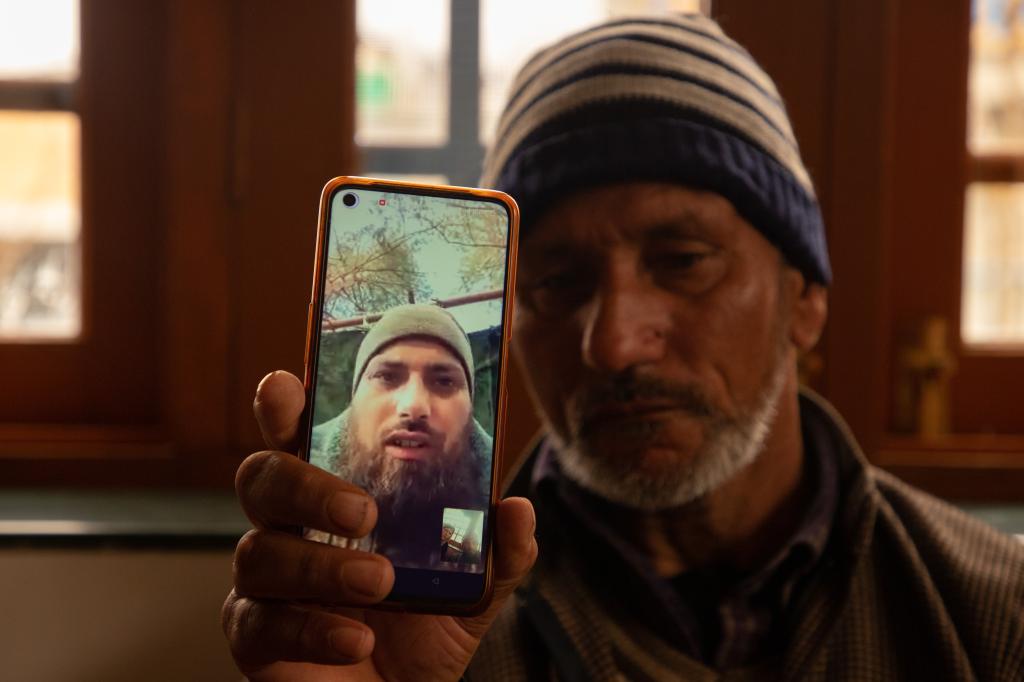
[329,625,367,658]
[328,492,369,532]
[342,560,385,598]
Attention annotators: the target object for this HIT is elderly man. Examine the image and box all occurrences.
[223,13,1024,681]
[439,523,458,562]
[305,304,492,569]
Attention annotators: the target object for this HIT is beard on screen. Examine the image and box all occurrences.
[341,409,482,539]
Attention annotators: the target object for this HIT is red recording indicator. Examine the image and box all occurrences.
[379,198,387,206]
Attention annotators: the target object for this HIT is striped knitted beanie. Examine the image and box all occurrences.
[480,13,831,284]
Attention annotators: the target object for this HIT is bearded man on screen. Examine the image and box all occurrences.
[307,304,492,568]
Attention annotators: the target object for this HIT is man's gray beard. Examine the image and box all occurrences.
[340,418,482,520]
[550,342,789,512]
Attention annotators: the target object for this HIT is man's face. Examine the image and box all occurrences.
[346,337,478,510]
[352,337,472,464]
[514,182,814,510]
[441,526,454,542]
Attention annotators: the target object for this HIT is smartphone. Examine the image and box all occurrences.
[300,176,519,614]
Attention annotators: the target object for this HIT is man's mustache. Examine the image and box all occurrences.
[573,372,721,434]
[380,418,441,444]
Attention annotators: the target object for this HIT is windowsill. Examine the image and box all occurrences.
[0,489,249,548]
[958,503,1024,542]
[0,491,1019,548]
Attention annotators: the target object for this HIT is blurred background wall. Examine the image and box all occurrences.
[0,549,237,681]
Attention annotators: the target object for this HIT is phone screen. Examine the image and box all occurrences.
[303,181,514,608]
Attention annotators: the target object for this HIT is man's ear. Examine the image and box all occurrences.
[788,277,828,352]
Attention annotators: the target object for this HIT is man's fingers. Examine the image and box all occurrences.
[234,529,394,604]
[254,371,306,452]
[490,496,538,594]
[236,450,377,536]
[222,589,374,668]
[458,496,537,637]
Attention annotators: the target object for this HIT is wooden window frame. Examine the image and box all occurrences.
[0,0,357,487]
[9,0,1017,501]
[716,0,1024,501]
[875,0,1024,500]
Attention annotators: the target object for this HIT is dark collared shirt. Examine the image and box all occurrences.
[530,408,839,669]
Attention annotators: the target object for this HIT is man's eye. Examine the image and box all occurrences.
[521,268,594,316]
[653,251,708,270]
[647,248,725,294]
[430,375,462,394]
[533,270,578,291]
[371,370,398,385]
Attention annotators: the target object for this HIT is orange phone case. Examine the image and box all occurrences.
[300,176,520,615]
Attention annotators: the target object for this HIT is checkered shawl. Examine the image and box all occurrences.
[466,391,1024,681]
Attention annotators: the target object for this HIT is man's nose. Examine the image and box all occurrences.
[581,265,670,374]
[394,375,430,421]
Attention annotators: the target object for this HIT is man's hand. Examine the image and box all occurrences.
[222,371,538,682]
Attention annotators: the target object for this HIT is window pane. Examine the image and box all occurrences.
[0,0,79,80]
[969,0,1024,153]
[356,1,449,146]
[962,183,1024,345]
[0,111,80,339]
[480,0,708,144]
